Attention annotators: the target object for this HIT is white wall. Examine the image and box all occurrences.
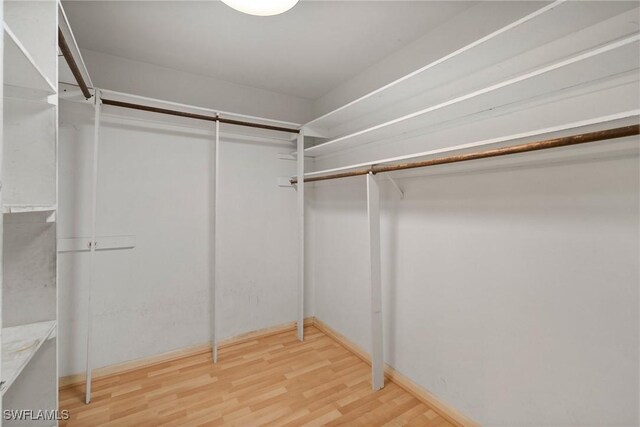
[311,149,639,426]
[75,49,314,124]
[58,101,301,375]
[215,129,300,338]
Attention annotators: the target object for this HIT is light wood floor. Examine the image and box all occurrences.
[60,326,453,426]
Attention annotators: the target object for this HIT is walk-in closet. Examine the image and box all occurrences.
[0,0,638,426]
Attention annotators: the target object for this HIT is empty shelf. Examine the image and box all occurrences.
[3,22,56,100]
[302,2,640,157]
[3,205,56,214]
[1,320,56,395]
[299,111,640,182]
[304,34,639,157]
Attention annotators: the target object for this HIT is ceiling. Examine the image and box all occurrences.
[62,1,473,100]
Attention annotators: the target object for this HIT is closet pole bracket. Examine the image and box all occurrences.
[384,174,404,199]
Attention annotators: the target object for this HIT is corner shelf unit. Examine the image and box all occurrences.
[1,321,56,395]
[301,1,640,160]
[1,0,59,423]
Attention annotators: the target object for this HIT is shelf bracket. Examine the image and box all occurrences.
[47,94,58,106]
[46,211,56,223]
[277,177,294,187]
[385,174,404,199]
[277,153,296,161]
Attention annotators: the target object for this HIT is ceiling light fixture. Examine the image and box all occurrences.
[220,0,299,16]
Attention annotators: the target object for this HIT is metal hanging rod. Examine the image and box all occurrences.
[101,99,217,122]
[291,125,639,184]
[100,99,300,134]
[58,28,92,99]
[59,27,300,134]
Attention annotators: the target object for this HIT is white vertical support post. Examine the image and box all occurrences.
[210,120,220,363]
[296,131,304,341]
[367,172,384,391]
[85,90,101,404]
[0,0,3,418]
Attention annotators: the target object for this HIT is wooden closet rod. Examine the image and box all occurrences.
[59,29,299,134]
[100,99,301,134]
[59,28,92,99]
[291,125,639,184]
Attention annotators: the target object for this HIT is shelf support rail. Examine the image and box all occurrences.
[385,174,404,199]
[367,173,385,391]
[296,131,305,341]
[85,90,102,404]
[211,119,220,363]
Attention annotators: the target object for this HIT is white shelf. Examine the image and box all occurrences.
[1,321,57,395]
[303,2,640,157]
[3,205,57,223]
[3,22,56,100]
[304,34,639,158]
[2,205,56,214]
[300,111,640,181]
